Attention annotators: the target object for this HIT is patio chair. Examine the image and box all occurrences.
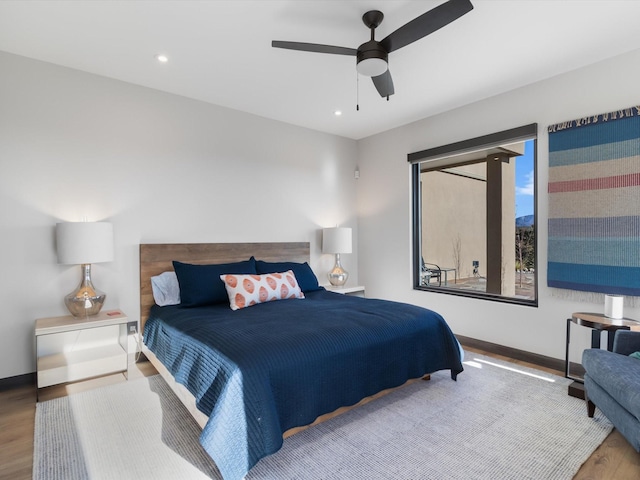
[421,260,442,287]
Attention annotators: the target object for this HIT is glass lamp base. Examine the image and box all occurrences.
[65,264,106,317]
[328,254,349,286]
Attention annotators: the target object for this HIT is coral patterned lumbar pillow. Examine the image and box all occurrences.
[220,270,305,310]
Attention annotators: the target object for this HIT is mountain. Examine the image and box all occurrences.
[516,215,534,227]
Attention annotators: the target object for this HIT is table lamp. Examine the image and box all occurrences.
[56,222,114,317]
[322,227,352,286]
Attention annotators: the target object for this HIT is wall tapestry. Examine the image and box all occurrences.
[548,105,640,296]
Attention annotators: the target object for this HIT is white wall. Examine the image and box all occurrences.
[4,47,640,380]
[0,51,358,379]
[357,48,640,362]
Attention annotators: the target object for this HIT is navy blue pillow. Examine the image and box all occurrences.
[255,259,321,292]
[173,258,257,307]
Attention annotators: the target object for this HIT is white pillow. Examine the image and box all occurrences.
[151,271,181,306]
[220,270,304,310]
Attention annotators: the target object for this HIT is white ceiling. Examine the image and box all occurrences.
[2,1,640,140]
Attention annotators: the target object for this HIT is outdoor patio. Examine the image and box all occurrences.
[448,271,536,300]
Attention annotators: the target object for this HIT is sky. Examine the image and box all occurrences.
[515,139,535,218]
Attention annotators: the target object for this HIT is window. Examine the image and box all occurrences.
[409,124,538,305]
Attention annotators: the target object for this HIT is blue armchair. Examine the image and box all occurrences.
[582,329,640,452]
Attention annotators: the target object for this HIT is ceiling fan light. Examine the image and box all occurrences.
[357,58,387,77]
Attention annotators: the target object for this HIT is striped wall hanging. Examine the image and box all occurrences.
[548,105,640,296]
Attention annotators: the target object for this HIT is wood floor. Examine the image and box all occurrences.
[1,349,638,479]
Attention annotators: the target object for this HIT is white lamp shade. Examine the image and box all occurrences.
[322,227,352,254]
[56,222,114,264]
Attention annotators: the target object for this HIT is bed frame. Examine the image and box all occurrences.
[139,242,428,436]
[139,242,309,333]
[139,242,309,428]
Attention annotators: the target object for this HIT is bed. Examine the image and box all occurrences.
[140,242,463,480]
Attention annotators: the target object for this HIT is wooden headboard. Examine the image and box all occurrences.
[139,242,310,331]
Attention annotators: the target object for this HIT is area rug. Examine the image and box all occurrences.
[34,354,612,480]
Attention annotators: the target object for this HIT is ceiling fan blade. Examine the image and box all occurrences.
[372,70,395,98]
[380,0,473,53]
[272,41,357,56]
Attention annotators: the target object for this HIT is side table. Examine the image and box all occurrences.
[565,311,640,399]
[35,309,130,400]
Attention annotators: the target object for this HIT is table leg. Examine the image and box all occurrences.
[606,330,615,351]
[565,318,571,379]
[566,318,586,399]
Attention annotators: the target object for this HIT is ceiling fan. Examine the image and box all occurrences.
[272,0,474,99]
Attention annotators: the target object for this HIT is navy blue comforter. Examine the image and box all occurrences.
[144,289,463,480]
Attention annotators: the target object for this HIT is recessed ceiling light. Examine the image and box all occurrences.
[334,110,343,116]
[155,54,169,63]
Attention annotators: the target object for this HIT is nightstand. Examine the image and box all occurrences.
[324,285,366,297]
[35,309,131,400]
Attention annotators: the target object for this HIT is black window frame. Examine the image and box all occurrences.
[409,124,538,307]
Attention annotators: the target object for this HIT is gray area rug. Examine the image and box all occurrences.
[34,353,612,479]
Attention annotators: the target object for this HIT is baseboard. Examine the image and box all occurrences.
[0,372,35,391]
[456,335,565,373]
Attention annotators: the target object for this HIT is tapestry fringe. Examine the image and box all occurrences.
[547,105,640,132]
[550,288,640,307]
